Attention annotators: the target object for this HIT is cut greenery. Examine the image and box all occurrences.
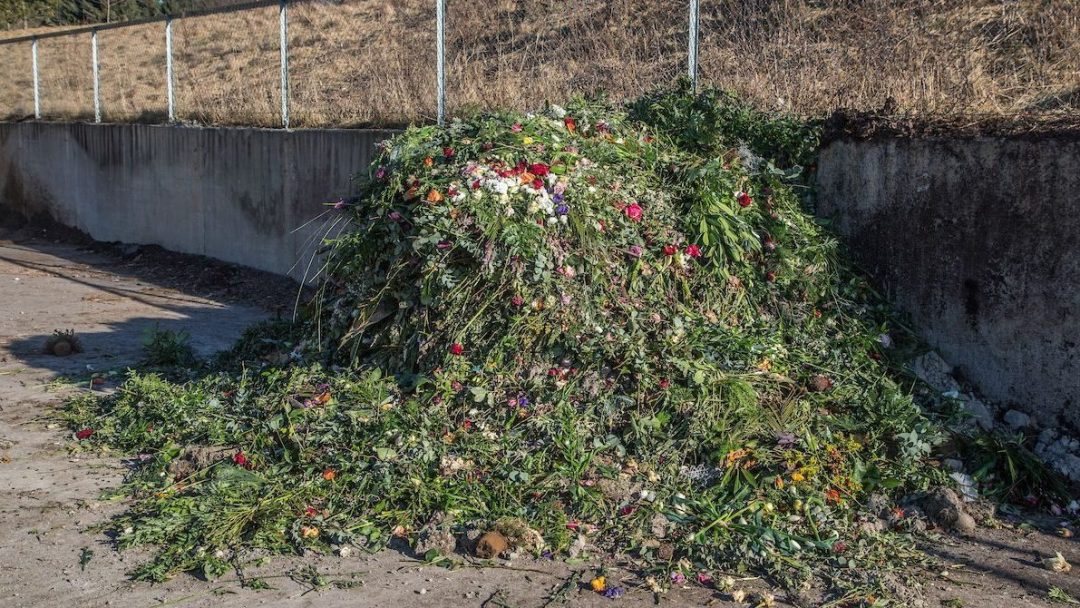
[66,87,1037,599]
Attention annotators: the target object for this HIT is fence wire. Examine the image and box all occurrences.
[0,0,1077,127]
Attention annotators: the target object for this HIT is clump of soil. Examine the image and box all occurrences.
[43,330,83,357]
[474,532,509,559]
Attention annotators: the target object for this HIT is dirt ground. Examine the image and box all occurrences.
[0,232,1076,608]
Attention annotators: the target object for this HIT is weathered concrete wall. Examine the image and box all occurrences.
[0,122,395,281]
[817,136,1080,432]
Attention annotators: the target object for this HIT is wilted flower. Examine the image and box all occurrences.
[776,432,797,448]
[670,572,686,585]
[511,123,523,133]
[603,586,625,599]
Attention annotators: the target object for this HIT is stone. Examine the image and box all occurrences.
[961,395,995,432]
[1035,430,1080,482]
[1002,409,1031,430]
[415,526,456,557]
[910,352,961,395]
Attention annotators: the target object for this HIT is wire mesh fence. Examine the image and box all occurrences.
[0,0,1076,128]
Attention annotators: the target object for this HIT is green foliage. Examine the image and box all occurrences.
[67,94,937,591]
[141,325,197,368]
[629,79,822,176]
[961,432,1070,503]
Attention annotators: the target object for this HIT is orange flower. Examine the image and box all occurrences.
[426,189,444,203]
[300,525,319,539]
[322,468,336,481]
[423,156,434,167]
[825,488,842,504]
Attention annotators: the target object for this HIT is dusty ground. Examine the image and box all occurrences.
[0,233,1076,607]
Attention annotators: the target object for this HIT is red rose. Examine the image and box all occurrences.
[685,244,702,258]
[450,343,465,356]
[532,178,544,190]
[75,428,94,440]
[233,452,248,467]
[623,203,643,222]
[529,163,550,177]
[443,147,455,158]
[737,191,753,208]
[663,244,677,256]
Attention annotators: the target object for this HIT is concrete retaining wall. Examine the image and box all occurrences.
[0,122,395,281]
[817,135,1080,432]
[2,121,1076,433]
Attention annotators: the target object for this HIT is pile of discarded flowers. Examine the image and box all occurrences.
[68,89,964,600]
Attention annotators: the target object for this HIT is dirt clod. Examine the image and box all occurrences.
[474,531,509,559]
[921,487,976,534]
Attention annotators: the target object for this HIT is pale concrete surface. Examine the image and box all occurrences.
[0,237,1074,608]
[0,122,395,281]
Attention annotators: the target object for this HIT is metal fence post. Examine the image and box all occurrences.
[165,16,174,122]
[279,0,290,129]
[436,0,445,126]
[31,37,40,119]
[688,0,699,91]
[91,28,101,123]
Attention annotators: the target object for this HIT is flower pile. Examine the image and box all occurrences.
[66,94,945,598]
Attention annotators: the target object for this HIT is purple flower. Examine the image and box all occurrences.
[628,245,643,258]
[517,395,530,408]
[670,572,686,585]
[333,198,347,210]
[552,193,564,204]
[556,204,569,216]
[388,211,403,222]
[541,550,554,560]
[375,165,388,180]
[603,586,625,599]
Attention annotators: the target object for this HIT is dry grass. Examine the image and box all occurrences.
[0,0,1076,127]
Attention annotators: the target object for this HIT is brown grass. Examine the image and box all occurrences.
[0,0,1076,127]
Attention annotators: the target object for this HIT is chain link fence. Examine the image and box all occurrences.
[0,0,1077,128]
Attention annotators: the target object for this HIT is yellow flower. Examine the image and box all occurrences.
[522,136,535,145]
[300,525,319,539]
[790,471,805,483]
[590,576,606,592]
